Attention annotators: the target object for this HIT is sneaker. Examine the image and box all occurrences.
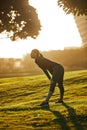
[55,99,63,103]
[40,101,49,107]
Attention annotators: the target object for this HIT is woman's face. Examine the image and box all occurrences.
[31,51,38,59]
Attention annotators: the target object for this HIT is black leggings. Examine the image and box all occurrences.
[50,64,64,94]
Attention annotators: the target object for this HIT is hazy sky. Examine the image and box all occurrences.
[0,0,82,58]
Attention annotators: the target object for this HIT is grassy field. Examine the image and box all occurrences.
[0,70,87,130]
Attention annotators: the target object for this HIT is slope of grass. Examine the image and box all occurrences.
[0,70,87,130]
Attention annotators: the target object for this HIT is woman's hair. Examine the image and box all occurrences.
[31,49,43,58]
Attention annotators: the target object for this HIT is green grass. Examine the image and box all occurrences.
[0,70,87,130]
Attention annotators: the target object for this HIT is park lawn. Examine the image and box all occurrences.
[0,70,87,130]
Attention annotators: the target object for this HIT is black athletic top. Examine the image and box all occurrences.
[35,56,58,80]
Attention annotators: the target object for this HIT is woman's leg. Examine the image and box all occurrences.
[45,81,56,102]
[57,66,64,102]
[40,81,56,106]
[52,65,64,102]
[44,65,60,103]
[58,81,64,101]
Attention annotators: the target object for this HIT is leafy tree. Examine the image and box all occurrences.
[0,0,41,41]
[58,0,87,16]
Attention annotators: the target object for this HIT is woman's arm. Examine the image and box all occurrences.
[42,69,51,80]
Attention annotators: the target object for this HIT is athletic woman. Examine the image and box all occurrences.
[31,49,64,106]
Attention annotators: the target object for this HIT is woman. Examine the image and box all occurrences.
[31,49,64,106]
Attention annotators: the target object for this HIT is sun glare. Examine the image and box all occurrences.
[0,0,82,58]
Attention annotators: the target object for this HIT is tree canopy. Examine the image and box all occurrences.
[0,0,41,41]
[58,0,87,16]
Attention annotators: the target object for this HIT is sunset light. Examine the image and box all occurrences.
[0,0,82,58]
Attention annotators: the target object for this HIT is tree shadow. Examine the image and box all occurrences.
[65,76,87,86]
[62,102,84,130]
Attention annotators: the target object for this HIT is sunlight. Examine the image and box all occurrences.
[29,0,82,50]
[0,0,82,58]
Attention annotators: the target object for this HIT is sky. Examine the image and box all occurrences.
[0,0,82,58]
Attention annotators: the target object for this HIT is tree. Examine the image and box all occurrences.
[58,0,87,16]
[0,0,41,41]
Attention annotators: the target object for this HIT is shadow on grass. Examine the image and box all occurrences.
[0,103,86,130]
[62,102,85,130]
[41,105,70,130]
[41,102,84,130]
[65,76,87,86]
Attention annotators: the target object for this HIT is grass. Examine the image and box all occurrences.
[0,70,87,130]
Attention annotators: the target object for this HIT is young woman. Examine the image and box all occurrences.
[31,49,64,106]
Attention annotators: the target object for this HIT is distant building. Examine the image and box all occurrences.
[74,15,87,47]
